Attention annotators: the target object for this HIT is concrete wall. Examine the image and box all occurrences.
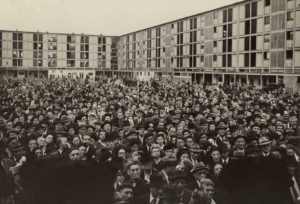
[283,76,300,93]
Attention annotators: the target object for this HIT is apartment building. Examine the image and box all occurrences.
[0,0,300,92]
[117,0,300,92]
[0,31,118,81]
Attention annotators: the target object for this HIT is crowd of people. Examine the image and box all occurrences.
[0,76,299,204]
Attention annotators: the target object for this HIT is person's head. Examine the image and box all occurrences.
[78,126,87,135]
[199,179,214,200]
[155,134,165,146]
[78,145,87,159]
[67,127,75,136]
[192,163,209,182]
[213,163,223,176]
[118,184,134,202]
[176,149,190,163]
[69,148,80,161]
[176,137,185,149]
[185,136,194,148]
[117,148,126,160]
[37,136,46,147]
[127,160,142,180]
[163,144,175,157]
[234,136,246,150]
[144,133,154,146]
[33,147,42,158]
[28,139,37,151]
[198,133,207,144]
[210,148,221,163]
[151,145,161,158]
[169,170,187,194]
[258,137,272,153]
[117,111,123,120]
[72,136,81,147]
[82,135,91,146]
[45,134,54,144]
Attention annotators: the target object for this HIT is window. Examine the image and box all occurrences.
[223,25,227,37]
[228,8,233,22]
[33,34,38,41]
[13,42,18,49]
[213,55,217,61]
[251,19,257,34]
[251,36,256,50]
[214,27,217,33]
[245,20,250,34]
[252,2,257,17]
[223,10,227,23]
[13,33,18,41]
[286,31,293,40]
[287,11,294,21]
[213,41,217,47]
[245,4,251,18]
[245,53,250,67]
[265,0,270,6]
[223,40,227,52]
[286,50,293,59]
[264,16,270,25]
[222,55,227,67]
[228,24,232,37]
[227,54,232,67]
[264,52,269,60]
[245,37,250,51]
[228,39,232,52]
[251,53,256,67]
[264,34,270,42]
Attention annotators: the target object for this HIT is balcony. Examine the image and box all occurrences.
[288,1,295,9]
[264,24,270,32]
[286,59,293,67]
[264,43,270,49]
[264,60,269,67]
[287,21,294,29]
[286,40,293,48]
[264,6,270,15]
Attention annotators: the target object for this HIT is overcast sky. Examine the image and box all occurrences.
[0,0,238,36]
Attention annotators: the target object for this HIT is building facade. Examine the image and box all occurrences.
[0,0,300,92]
[0,31,118,81]
[117,0,300,92]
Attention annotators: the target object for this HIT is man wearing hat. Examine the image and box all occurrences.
[134,174,164,204]
[188,163,210,190]
[134,109,146,128]
[189,143,206,167]
[258,136,272,158]
[141,132,155,160]
[168,170,192,204]
[157,156,178,184]
[116,182,135,204]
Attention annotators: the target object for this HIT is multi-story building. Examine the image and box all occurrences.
[0,0,300,92]
[117,0,300,92]
[0,30,118,81]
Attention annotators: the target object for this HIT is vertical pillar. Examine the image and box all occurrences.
[260,75,263,88]
[222,74,225,85]
[246,75,249,85]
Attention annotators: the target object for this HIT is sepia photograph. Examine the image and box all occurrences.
[0,0,300,203]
